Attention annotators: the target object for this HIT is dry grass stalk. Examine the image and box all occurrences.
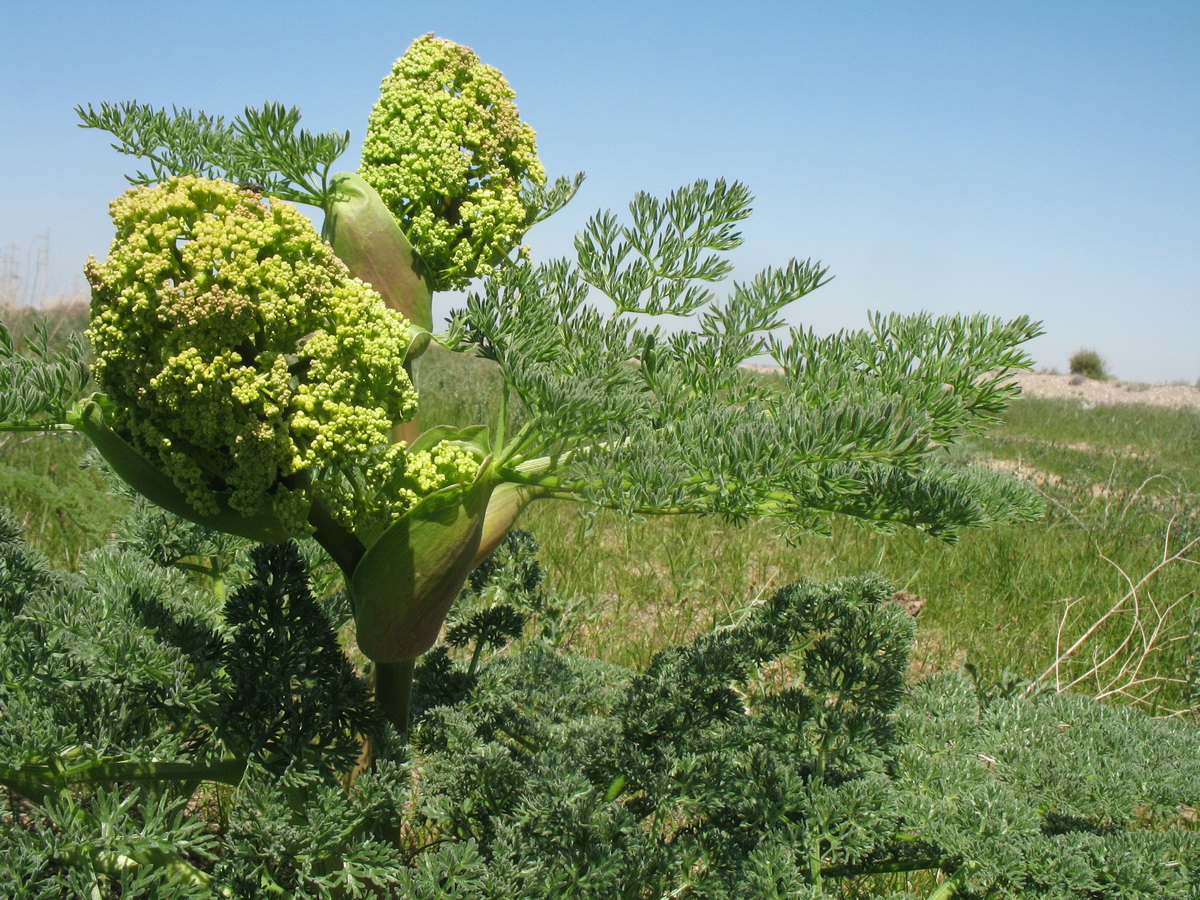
[1025,526,1199,716]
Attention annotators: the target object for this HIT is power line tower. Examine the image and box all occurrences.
[31,231,50,307]
[0,232,52,307]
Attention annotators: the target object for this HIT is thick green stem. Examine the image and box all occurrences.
[374,658,417,738]
[308,498,366,577]
[1,758,249,804]
[927,861,980,900]
[467,638,486,678]
[0,421,76,433]
[820,858,945,878]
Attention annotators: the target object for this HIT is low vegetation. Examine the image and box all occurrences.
[1,29,1196,897]
[1069,348,1110,381]
[2,311,1198,895]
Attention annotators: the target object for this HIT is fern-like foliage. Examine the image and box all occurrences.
[448,179,1044,542]
[0,508,400,895]
[220,541,382,774]
[0,318,89,430]
[405,554,1200,898]
[1,512,1198,896]
[76,101,350,207]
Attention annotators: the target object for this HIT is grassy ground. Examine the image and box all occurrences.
[1,299,90,352]
[3,307,1197,713]
[521,396,1198,712]
[0,431,125,567]
[0,301,125,564]
[381,343,1200,709]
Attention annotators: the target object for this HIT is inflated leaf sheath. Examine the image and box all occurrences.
[71,398,291,544]
[351,476,494,662]
[324,172,434,335]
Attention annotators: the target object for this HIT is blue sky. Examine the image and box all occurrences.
[2,1,1197,382]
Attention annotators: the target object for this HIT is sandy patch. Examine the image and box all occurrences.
[746,365,1200,411]
[1009,372,1200,410]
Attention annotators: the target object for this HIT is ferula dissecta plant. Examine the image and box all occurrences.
[48,33,1044,735]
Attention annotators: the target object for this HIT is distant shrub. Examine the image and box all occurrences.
[1069,348,1109,380]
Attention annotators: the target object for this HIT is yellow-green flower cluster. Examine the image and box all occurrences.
[315,440,405,537]
[403,441,482,497]
[359,33,545,290]
[85,175,420,533]
[342,438,485,540]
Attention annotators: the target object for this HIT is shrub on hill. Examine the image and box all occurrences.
[1069,348,1109,380]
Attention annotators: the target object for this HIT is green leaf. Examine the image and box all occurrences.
[75,100,348,207]
[0,317,90,428]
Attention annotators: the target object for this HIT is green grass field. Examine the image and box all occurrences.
[522,396,1198,707]
[415,346,1200,711]
[4,310,1197,715]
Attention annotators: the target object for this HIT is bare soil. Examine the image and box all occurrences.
[1010,372,1200,410]
[745,366,1200,411]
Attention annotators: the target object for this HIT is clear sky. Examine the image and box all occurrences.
[2,1,1197,382]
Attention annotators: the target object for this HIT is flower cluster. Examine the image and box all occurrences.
[85,175,421,533]
[359,34,545,290]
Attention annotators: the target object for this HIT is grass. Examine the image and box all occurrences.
[0,431,127,567]
[0,300,126,565]
[2,304,1196,713]
[521,395,1199,710]
[0,298,90,352]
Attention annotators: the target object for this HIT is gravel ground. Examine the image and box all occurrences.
[743,366,1200,411]
[1010,372,1200,410]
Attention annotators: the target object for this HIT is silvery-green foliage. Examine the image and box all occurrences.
[400,541,1199,898]
[450,178,1043,541]
[0,509,399,896]
[216,763,406,898]
[0,319,89,429]
[895,673,1200,897]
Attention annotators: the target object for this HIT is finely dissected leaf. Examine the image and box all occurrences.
[75,100,349,207]
[0,318,89,428]
[771,311,1041,439]
[524,172,586,226]
[448,183,1042,540]
[575,178,754,316]
[221,541,381,773]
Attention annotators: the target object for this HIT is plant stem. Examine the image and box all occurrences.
[374,658,417,738]
[307,498,366,576]
[0,421,76,433]
[927,860,980,900]
[370,662,413,850]
[820,858,945,878]
[467,637,487,678]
